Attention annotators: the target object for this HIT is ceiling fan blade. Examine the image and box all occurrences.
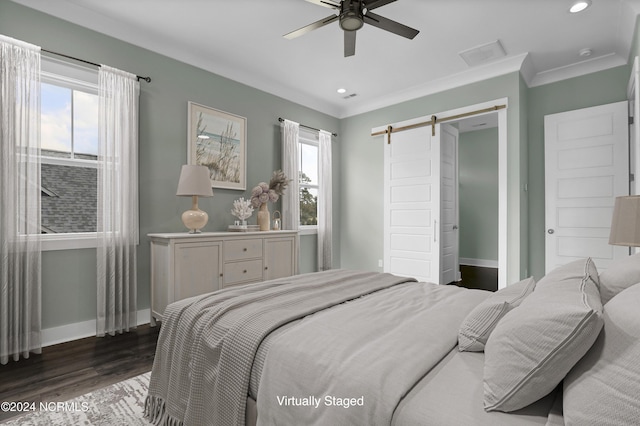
[364,0,397,11]
[344,30,356,57]
[305,0,341,9]
[283,14,339,39]
[363,11,419,39]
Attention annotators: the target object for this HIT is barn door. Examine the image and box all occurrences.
[384,125,441,283]
[440,124,460,283]
[544,101,629,272]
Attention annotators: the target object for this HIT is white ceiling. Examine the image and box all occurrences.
[10,0,640,118]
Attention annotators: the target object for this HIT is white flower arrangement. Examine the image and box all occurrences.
[231,197,254,222]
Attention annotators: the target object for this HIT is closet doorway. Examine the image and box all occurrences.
[377,99,508,288]
[450,114,499,289]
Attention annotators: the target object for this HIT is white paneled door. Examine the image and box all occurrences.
[544,101,629,273]
[383,123,460,284]
[440,124,460,284]
[384,125,440,283]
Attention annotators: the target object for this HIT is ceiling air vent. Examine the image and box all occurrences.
[343,93,357,99]
[459,40,506,67]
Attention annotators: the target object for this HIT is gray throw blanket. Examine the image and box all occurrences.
[256,281,489,425]
[144,269,416,426]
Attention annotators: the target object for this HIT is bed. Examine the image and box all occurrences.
[144,254,640,426]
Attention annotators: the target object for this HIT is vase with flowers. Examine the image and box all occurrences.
[251,170,288,231]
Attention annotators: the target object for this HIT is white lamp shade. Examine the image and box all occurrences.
[176,165,213,197]
[609,195,640,246]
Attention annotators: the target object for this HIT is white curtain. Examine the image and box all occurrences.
[97,65,139,337]
[281,119,300,231]
[318,130,333,270]
[0,35,41,364]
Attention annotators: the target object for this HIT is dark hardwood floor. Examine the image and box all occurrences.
[449,265,498,292]
[0,324,160,423]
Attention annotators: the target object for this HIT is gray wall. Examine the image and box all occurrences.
[458,128,499,263]
[337,65,630,283]
[1,1,636,331]
[632,15,640,63]
[0,1,339,329]
[338,73,527,284]
[526,66,629,279]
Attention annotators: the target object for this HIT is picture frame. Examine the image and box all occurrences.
[187,101,247,190]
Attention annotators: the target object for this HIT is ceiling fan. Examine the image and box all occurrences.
[284,0,419,57]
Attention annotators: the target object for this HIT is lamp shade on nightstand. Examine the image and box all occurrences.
[176,165,213,233]
[609,195,640,246]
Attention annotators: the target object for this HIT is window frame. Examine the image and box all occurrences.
[298,129,320,235]
[40,57,99,251]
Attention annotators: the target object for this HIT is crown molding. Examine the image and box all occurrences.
[338,53,528,118]
[528,53,628,87]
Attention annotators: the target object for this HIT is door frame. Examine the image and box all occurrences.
[627,56,639,254]
[628,56,639,197]
[374,98,509,288]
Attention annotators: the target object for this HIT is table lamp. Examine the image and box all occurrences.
[609,195,640,246]
[176,165,213,233]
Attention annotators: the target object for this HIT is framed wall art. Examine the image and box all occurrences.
[187,101,247,190]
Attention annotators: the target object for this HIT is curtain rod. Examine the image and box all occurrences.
[278,117,337,137]
[41,49,151,83]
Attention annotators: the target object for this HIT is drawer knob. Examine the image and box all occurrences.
[243,248,247,252]
[243,270,247,273]
[220,273,223,277]
[265,266,268,270]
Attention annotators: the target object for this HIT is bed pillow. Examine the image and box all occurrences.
[535,256,597,289]
[562,282,640,426]
[458,276,536,352]
[483,258,603,412]
[598,252,640,304]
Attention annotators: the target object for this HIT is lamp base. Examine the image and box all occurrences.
[182,208,208,233]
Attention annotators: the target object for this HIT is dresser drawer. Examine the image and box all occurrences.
[224,239,263,261]
[223,259,263,286]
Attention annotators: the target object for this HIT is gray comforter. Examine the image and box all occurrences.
[255,279,489,425]
[144,269,419,426]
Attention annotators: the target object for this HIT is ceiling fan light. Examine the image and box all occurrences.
[340,12,363,31]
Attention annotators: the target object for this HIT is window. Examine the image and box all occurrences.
[40,58,99,250]
[299,129,319,230]
[41,83,98,159]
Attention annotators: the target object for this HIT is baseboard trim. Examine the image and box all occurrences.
[41,309,151,347]
[460,258,499,268]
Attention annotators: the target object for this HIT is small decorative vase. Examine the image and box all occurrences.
[257,203,270,231]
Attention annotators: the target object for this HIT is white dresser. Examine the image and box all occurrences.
[148,231,299,325]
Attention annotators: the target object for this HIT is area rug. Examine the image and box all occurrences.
[1,372,151,426]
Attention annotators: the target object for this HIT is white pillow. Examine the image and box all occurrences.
[458,277,536,352]
[598,252,640,304]
[563,282,640,426]
[483,258,603,412]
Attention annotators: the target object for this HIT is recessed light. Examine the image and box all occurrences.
[569,0,591,13]
[337,88,347,94]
